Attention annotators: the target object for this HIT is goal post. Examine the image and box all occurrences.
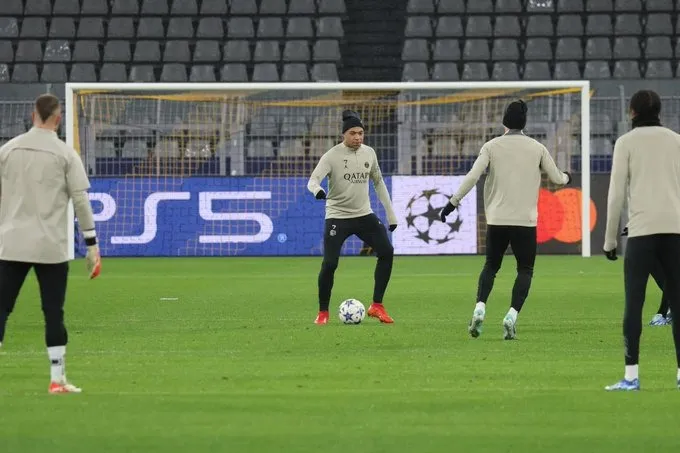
[65,80,591,259]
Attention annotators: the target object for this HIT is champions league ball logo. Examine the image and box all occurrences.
[404,189,463,245]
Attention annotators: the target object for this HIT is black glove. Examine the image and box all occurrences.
[621,227,628,237]
[389,224,397,232]
[604,248,618,261]
[564,171,572,184]
[440,202,456,223]
[315,189,326,200]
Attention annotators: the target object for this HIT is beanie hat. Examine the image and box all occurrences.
[502,100,528,130]
[342,110,364,133]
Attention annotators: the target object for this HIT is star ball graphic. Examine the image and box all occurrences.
[404,188,463,245]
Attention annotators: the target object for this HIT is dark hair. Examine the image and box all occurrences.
[35,94,60,122]
[629,90,661,118]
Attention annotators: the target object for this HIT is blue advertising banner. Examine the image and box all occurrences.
[79,177,390,257]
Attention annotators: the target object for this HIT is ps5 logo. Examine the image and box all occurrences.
[88,191,274,245]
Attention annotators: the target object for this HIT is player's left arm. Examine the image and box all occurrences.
[440,146,490,222]
[370,149,398,230]
[603,138,629,258]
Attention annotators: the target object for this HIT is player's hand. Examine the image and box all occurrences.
[440,202,456,223]
[564,171,572,184]
[315,189,326,200]
[389,224,397,232]
[621,227,628,237]
[603,247,618,261]
[86,244,101,279]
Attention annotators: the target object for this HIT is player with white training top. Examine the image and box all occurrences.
[307,110,398,325]
[0,94,101,394]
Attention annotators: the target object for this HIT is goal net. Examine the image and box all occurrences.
[65,82,591,258]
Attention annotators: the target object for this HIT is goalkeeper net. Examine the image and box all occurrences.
[66,82,590,258]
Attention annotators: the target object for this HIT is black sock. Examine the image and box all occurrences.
[0,310,8,343]
[372,254,393,303]
[510,268,534,312]
[319,301,330,312]
[476,264,499,303]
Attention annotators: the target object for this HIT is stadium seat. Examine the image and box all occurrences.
[252,63,280,82]
[554,61,581,79]
[586,14,613,36]
[557,0,583,12]
[407,0,435,13]
[525,16,553,36]
[317,17,344,38]
[432,62,459,80]
[614,14,641,35]
[495,0,522,13]
[221,63,248,82]
[167,18,194,39]
[99,63,128,82]
[523,61,551,80]
[585,37,612,60]
[283,41,311,62]
[247,140,275,158]
[228,18,254,38]
[491,62,520,80]
[437,0,465,13]
[583,61,611,79]
[318,0,346,14]
[141,0,169,14]
[200,0,227,15]
[193,41,221,62]
[77,18,105,38]
[286,18,314,38]
[613,37,640,59]
[435,17,463,37]
[70,63,97,82]
[311,63,339,81]
[467,0,493,13]
[282,63,310,82]
[134,41,161,62]
[646,0,673,11]
[107,18,135,38]
[402,62,429,81]
[73,41,100,61]
[645,14,673,35]
[405,17,433,38]
[587,0,613,11]
[41,63,68,82]
[223,41,251,62]
[4,0,23,15]
[645,36,672,59]
[20,18,47,38]
[494,16,521,37]
[44,40,71,62]
[0,18,18,38]
[254,41,281,62]
[465,17,493,37]
[644,60,673,78]
[190,65,217,82]
[15,41,43,62]
[104,41,131,62]
[12,64,39,82]
[171,0,198,15]
[49,18,76,39]
[402,39,430,61]
[24,0,52,15]
[461,62,489,80]
[112,0,139,15]
[160,64,187,82]
[524,38,552,60]
[288,0,316,14]
[257,18,284,38]
[0,43,13,63]
[556,15,584,36]
[163,41,191,62]
[313,40,341,61]
[556,38,583,60]
[260,0,286,14]
[129,65,156,82]
[196,18,224,39]
[137,18,165,39]
[432,39,460,61]
[463,39,490,61]
[613,60,641,78]
[615,0,642,11]
[491,39,519,61]
[230,0,257,14]
[0,63,11,82]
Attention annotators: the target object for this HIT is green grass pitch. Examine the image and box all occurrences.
[0,255,677,452]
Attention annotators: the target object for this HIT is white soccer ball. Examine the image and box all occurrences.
[338,299,366,325]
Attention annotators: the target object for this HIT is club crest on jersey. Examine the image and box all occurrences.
[364,162,369,168]
[343,172,370,183]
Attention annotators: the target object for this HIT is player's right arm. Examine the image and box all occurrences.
[449,146,491,207]
[307,153,332,199]
[539,145,570,185]
[65,147,101,278]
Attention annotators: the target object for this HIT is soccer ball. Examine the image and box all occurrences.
[338,299,366,325]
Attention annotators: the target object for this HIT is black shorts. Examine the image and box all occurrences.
[323,214,393,258]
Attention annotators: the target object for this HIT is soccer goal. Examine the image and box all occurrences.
[65,81,591,259]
